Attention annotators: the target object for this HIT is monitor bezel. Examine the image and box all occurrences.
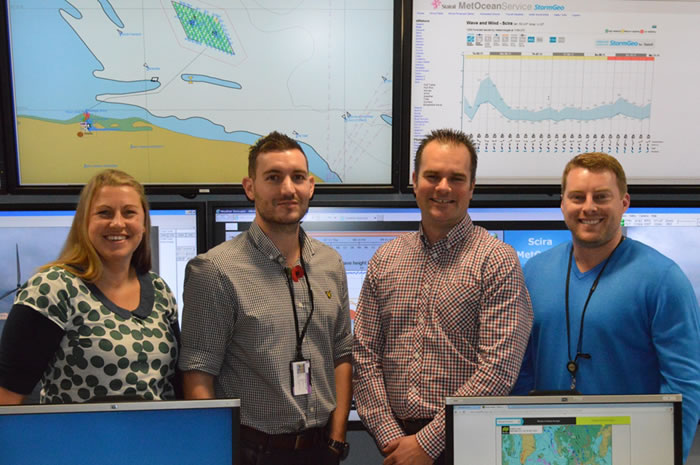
[208,200,573,246]
[207,198,425,249]
[0,1,405,195]
[445,394,683,465]
[0,200,206,279]
[397,0,700,195]
[0,200,207,254]
[0,397,240,414]
[148,200,207,256]
[0,399,241,465]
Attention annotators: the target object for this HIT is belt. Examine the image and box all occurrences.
[399,418,433,435]
[240,425,326,450]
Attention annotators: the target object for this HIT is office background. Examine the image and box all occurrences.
[1,1,700,463]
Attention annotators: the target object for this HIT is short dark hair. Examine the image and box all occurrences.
[414,128,478,183]
[248,131,306,177]
[562,152,627,195]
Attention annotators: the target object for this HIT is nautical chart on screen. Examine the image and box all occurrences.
[7,0,394,185]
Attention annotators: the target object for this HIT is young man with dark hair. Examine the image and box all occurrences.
[180,132,352,464]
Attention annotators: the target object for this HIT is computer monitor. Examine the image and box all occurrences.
[211,203,700,423]
[622,207,700,304]
[0,203,203,337]
[0,399,240,464]
[1,0,399,189]
[211,203,568,423]
[211,204,569,324]
[210,204,700,326]
[405,0,700,187]
[445,394,682,465]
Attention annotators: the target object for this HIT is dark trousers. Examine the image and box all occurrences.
[400,419,445,465]
[240,426,340,465]
[240,441,339,465]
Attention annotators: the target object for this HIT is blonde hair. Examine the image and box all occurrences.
[562,152,627,195]
[43,169,151,281]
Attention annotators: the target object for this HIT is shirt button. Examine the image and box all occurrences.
[310,407,315,413]
[418,317,424,324]
[414,352,420,359]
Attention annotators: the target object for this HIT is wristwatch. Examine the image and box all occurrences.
[327,438,350,460]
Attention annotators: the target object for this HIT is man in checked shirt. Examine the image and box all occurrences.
[180,132,352,464]
[353,128,533,465]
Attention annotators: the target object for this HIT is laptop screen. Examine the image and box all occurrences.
[0,399,240,464]
[446,394,681,465]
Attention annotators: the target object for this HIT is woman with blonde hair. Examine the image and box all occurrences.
[0,169,179,404]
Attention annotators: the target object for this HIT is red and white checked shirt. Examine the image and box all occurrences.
[352,215,533,459]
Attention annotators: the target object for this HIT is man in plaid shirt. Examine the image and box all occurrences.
[353,128,533,465]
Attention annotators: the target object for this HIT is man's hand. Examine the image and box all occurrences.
[382,435,433,465]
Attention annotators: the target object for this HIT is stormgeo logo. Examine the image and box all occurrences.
[433,0,442,8]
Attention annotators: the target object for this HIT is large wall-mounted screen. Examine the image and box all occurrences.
[407,0,700,186]
[4,0,397,187]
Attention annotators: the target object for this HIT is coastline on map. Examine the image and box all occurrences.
[15,115,325,185]
[11,0,360,184]
[15,113,340,184]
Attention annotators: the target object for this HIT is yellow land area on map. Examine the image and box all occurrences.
[520,434,536,463]
[598,424,612,457]
[17,116,251,185]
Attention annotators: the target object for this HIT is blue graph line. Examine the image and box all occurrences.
[463,77,651,121]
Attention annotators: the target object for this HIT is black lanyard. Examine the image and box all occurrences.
[284,236,315,361]
[564,236,624,387]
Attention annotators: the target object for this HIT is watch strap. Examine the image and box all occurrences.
[327,438,349,460]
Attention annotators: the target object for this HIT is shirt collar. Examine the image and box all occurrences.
[248,222,315,265]
[419,214,473,250]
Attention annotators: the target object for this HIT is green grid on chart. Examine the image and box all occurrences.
[172,2,234,55]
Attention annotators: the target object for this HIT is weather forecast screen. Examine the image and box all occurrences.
[450,398,678,465]
[6,0,395,186]
[410,0,700,185]
[446,395,681,465]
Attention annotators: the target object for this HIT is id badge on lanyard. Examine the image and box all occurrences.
[285,244,315,397]
[290,359,311,396]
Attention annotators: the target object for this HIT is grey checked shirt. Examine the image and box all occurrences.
[179,223,352,434]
